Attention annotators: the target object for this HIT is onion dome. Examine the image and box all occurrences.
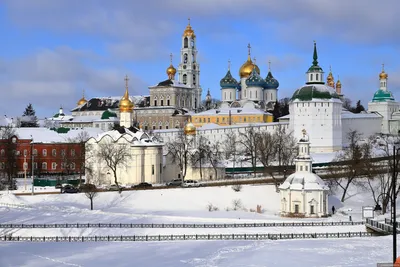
[379,65,388,79]
[265,71,280,89]
[239,43,260,78]
[166,64,176,77]
[166,53,176,79]
[220,70,238,88]
[77,89,87,106]
[239,57,260,79]
[245,67,266,87]
[183,19,196,38]
[291,84,340,101]
[184,118,196,135]
[336,79,342,89]
[119,75,134,112]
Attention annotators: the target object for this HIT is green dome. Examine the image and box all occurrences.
[245,67,266,88]
[101,110,117,120]
[291,84,340,101]
[372,89,395,102]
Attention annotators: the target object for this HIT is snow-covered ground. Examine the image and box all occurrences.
[0,183,395,266]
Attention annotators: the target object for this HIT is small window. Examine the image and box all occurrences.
[166,126,168,129]
[159,126,162,129]
[23,149,27,156]
[154,100,157,106]
[71,149,75,157]
[61,149,66,157]
[160,164,162,174]
[300,166,303,171]
[61,162,65,169]
[153,126,156,130]
[42,149,47,156]
[167,99,170,106]
[33,162,38,169]
[52,149,57,157]
[161,100,164,106]
[42,162,47,170]
[208,118,210,123]
[310,205,315,214]
[52,162,57,170]
[316,74,319,80]
[310,74,313,81]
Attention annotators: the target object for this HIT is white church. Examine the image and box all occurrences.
[279,130,329,217]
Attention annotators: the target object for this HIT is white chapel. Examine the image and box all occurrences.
[279,129,329,217]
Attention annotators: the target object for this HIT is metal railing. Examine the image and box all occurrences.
[0,221,364,229]
[0,231,373,242]
[366,218,400,234]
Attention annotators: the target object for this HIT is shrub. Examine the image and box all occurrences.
[231,184,242,192]
[207,203,219,212]
[232,199,242,211]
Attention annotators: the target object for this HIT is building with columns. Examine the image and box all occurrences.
[279,130,329,217]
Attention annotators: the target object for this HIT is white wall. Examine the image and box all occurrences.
[342,116,382,145]
[280,189,328,217]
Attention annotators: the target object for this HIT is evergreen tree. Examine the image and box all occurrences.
[272,100,281,122]
[279,97,290,117]
[354,100,365,113]
[21,103,39,127]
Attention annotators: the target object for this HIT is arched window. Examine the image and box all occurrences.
[316,74,319,81]
[42,149,47,156]
[42,162,47,170]
[310,74,313,81]
[184,53,188,63]
[184,37,188,48]
[52,149,57,157]
[193,74,196,85]
[229,92,232,100]
[183,74,187,84]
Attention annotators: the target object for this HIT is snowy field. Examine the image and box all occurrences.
[0,183,396,266]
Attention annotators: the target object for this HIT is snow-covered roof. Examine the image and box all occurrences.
[91,128,162,147]
[150,79,192,89]
[14,127,104,143]
[193,108,272,116]
[279,172,329,191]
[341,110,382,119]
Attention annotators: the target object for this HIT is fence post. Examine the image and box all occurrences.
[108,236,110,241]
[208,234,210,240]
[99,223,100,228]
[184,234,185,240]
[95,236,97,241]
[82,236,84,242]
[77,223,79,228]
[196,234,198,240]
[69,236,71,242]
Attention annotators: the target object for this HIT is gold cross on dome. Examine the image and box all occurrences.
[188,17,191,25]
[228,59,231,70]
[124,75,129,89]
[170,53,173,64]
[382,63,385,71]
[247,43,251,56]
[268,60,271,71]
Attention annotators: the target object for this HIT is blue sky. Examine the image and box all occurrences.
[0,0,399,117]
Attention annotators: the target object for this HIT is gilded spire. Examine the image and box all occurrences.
[183,18,195,38]
[379,63,388,79]
[312,40,318,66]
[336,75,342,94]
[119,75,134,112]
[166,53,176,79]
[77,88,87,106]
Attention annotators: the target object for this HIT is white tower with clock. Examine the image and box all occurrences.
[178,19,202,110]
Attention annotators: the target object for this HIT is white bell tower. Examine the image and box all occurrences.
[178,18,202,110]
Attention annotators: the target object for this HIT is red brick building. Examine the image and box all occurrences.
[0,131,85,179]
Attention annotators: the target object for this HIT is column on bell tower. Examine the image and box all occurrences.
[178,18,202,111]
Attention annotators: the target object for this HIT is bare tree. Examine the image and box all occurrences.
[97,140,131,193]
[256,131,279,185]
[166,130,193,181]
[365,134,400,213]
[191,135,208,180]
[223,130,238,178]
[273,125,297,168]
[329,130,369,202]
[238,126,259,177]
[205,141,223,180]
[81,183,98,210]
[0,126,18,185]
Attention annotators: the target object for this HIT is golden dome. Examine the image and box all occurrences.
[77,89,87,106]
[183,19,196,38]
[77,97,87,106]
[119,75,134,113]
[336,79,342,88]
[239,57,260,78]
[166,64,176,76]
[184,119,196,135]
[379,70,388,79]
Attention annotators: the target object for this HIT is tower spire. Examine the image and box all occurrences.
[228,59,231,71]
[268,60,271,72]
[313,40,318,66]
[382,63,385,72]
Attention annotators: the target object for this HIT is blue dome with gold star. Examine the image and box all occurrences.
[265,71,279,89]
[245,67,266,88]
[220,70,238,89]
